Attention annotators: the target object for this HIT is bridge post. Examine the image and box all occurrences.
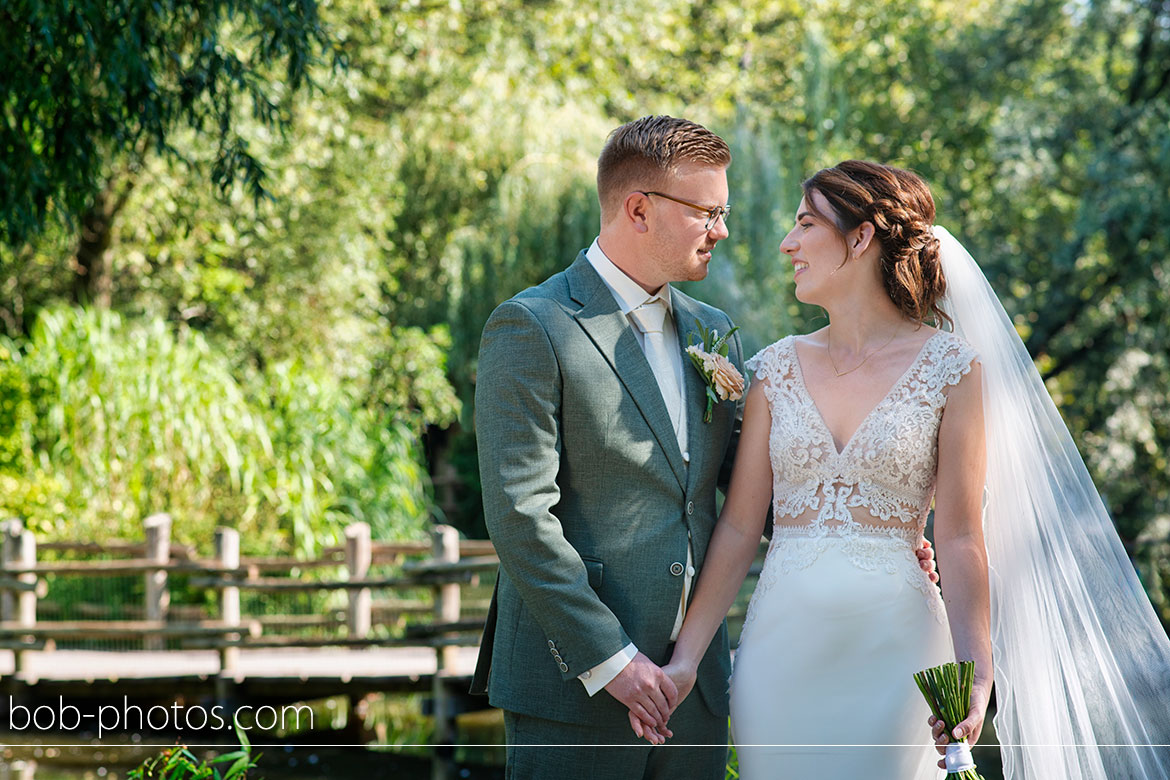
[1,518,18,622]
[345,522,371,638]
[2,519,37,674]
[143,513,171,651]
[431,523,459,780]
[215,527,241,676]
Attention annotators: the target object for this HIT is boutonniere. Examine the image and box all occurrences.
[685,319,745,423]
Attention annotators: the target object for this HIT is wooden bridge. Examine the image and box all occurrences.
[0,514,497,775]
[0,645,482,704]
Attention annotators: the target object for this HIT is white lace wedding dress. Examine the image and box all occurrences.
[730,330,977,779]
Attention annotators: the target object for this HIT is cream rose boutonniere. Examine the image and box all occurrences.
[686,319,745,423]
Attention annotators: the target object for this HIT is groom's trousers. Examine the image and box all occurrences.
[502,689,727,780]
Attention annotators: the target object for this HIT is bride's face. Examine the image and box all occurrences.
[780,191,849,305]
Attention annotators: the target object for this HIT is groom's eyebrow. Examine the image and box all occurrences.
[797,211,812,221]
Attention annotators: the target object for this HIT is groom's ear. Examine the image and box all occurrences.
[625,192,650,233]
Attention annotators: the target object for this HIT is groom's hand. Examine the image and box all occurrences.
[605,652,678,733]
[916,539,939,583]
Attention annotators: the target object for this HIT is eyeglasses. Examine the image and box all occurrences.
[638,191,731,231]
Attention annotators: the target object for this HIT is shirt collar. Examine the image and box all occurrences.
[585,238,673,317]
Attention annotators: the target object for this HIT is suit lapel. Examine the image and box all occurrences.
[672,291,712,494]
[566,254,687,490]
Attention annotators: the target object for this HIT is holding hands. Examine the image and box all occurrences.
[622,657,695,745]
[605,652,679,745]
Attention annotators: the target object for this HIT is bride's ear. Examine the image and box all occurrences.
[850,221,877,257]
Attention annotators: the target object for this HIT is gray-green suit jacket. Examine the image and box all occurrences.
[471,251,745,727]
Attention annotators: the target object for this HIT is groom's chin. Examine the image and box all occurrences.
[688,263,711,281]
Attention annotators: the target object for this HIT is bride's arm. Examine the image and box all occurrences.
[663,380,775,700]
[932,361,993,754]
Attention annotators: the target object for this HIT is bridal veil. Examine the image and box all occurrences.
[935,226,1170,779]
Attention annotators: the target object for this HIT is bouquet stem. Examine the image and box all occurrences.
[912,661,986,780]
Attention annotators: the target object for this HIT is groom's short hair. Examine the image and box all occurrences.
[597,116,731,220]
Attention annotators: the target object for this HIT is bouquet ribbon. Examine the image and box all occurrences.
[945,743,976,773]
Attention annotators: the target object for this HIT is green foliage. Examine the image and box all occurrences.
[0,343,31,469]
[12,306,273,544]
[0,470,66,535]
[1,306,445,551]
[257,354,436,550]
[129,726,257,779]
[1,0,337,244]
[370,325,462,434]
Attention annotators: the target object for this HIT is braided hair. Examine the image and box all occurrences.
[802,160,949,327]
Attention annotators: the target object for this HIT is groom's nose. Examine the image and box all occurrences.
[707,214,729,241]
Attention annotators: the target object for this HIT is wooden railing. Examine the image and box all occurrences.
[0,515,497,680]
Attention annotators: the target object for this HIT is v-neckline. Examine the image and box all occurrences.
[789,331,942,456]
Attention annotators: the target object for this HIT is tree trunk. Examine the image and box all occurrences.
[71,172,136,308]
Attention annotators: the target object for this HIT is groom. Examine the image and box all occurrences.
[471,116,932,778]
[472,115,740,778]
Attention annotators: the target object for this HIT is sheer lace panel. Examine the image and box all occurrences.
[742,331,977,624]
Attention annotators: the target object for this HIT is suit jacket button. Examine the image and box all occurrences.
[550,647,559,656]
[558,662,569,673]
[686,501,695,516]
[548,640,556,648]
[670,562,685,576]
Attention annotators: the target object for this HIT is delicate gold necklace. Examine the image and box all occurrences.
[827,325,901,377]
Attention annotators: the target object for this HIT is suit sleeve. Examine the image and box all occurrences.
[475,300,632,677]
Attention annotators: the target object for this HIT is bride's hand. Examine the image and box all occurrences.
[627,710,670,745]
[928,683,990,769]
[662,660,698,713]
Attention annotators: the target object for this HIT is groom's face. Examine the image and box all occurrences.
[646,163,730,285]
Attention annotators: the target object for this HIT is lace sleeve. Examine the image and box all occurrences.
[744,337,791,386]
[935,333,979,395]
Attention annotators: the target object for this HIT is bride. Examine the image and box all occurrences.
[637,160,1170,779]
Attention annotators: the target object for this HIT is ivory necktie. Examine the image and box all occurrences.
[629,299,684,450]
[631,298,692,641]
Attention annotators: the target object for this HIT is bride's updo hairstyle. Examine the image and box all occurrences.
[802,160,949,327]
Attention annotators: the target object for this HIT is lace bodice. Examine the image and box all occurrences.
[743,330,977,624]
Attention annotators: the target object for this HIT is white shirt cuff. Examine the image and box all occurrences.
[579,643,637,696]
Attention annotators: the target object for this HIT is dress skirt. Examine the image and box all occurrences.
[729,534,953,780]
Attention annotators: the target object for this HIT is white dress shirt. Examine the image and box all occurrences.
[576,239,695,696]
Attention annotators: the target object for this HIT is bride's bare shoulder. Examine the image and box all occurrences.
[793,325,829,348]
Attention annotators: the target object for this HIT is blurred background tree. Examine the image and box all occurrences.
[1,0,1166,624]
